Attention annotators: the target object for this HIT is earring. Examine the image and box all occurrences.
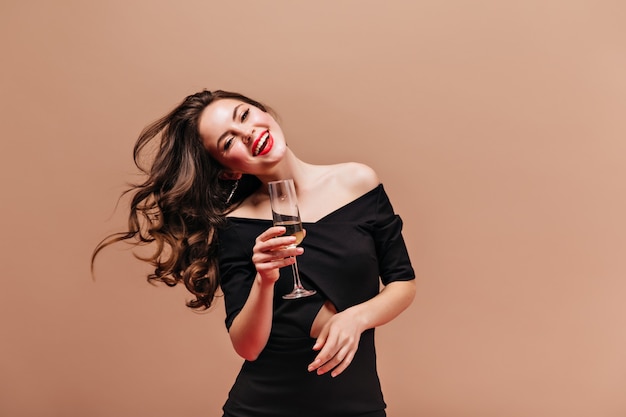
[225,179,239,205]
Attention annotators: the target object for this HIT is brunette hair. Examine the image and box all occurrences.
[92,90,267,309]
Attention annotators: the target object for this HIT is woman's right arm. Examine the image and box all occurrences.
[227,226,303,361]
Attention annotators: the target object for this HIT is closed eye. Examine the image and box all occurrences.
[223,107,249,151]
[223,137,234,151]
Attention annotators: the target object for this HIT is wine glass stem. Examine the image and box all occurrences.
[290,257,304,290]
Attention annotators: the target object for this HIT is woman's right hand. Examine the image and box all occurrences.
[252,226,304,284]
[229,226,304,361]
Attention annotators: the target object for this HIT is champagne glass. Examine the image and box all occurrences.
[268,179,317,299]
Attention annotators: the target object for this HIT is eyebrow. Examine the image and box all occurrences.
[216,103,244,149]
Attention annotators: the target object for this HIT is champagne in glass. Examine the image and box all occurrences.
[268,179,316,299]
[274,219,304,246]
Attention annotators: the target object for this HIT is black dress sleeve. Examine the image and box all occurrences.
[374,186,416,285]
[217,222,258,330]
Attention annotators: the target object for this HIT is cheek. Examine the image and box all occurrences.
[222,145,250,168]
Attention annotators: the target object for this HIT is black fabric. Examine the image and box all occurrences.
[217,184,415,417]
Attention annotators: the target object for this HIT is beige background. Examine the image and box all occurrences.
[1,1,625,416]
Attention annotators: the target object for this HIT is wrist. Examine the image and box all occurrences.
[255,273,277,290]
[344,305,371,333]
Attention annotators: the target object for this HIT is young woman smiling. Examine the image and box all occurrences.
[93,89,416,417]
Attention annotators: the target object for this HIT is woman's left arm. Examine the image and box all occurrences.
[308,279,417,377]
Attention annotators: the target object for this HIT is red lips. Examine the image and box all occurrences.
[252,130,273,156]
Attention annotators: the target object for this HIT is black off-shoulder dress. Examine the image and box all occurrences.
[218,184,415,417]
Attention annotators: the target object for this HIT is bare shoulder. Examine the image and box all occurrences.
[298,162,380,221]
[335,162,380,194]
[314,162,379,204]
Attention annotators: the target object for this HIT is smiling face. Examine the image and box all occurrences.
[199,98,287,178]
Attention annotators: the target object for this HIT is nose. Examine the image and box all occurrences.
[241,128,254,145]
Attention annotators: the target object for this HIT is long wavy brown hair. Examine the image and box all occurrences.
[91,89,268,309]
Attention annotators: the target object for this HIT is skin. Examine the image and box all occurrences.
[199,98,417,377]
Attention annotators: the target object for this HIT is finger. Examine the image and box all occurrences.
[255,256,296,271]
[255,256,298,283]
[309,334,339,372]
[315,346,348,376]
[312,325,329,351]
[252,236,303,257]
[308,333,327,372]
[256,234,295,250]
[252,245,302,263]
[271,245,304,258]
[257,226,288,242]
[329,350,355,378]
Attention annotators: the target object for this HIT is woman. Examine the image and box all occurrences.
[93,89,416,416]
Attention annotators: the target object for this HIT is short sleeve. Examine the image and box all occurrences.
[374,187,416,285]
[217,223,257,330]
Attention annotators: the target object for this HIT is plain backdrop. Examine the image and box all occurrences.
[1,1,625,416]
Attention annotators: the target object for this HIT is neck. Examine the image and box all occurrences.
[256,148,313,192]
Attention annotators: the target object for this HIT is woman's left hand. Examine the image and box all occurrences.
[308,280,416,378]
[307,308,366,378]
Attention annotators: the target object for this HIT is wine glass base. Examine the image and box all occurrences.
[282,288,317,299]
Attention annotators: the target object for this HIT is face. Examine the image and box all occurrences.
[199,98,287,177]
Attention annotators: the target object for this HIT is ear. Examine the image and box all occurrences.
[219,170,242,181]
